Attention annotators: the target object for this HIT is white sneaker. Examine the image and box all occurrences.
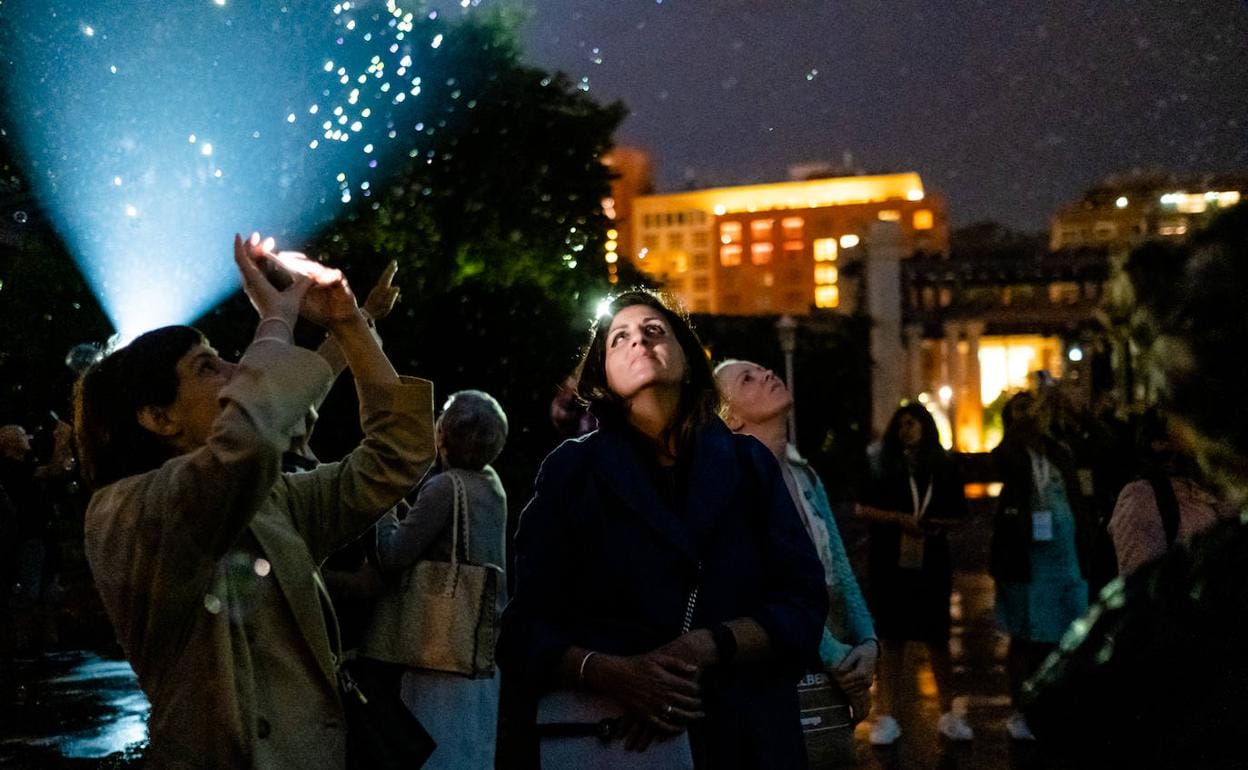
[1005,712,1036,741]
[869,715,901,746]
[937,711,974,741]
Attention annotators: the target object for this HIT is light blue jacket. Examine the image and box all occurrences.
[784,444,877,668]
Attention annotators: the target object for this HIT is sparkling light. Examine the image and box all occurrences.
[4,0,447,341]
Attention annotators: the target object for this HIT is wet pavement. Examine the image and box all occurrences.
[0,651,146,768]
[2,507,1075,768]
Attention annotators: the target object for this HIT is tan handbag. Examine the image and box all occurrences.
[362,470,502,677]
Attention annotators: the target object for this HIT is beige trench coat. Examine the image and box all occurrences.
[85,339,434,768]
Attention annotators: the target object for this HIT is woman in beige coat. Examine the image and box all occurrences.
[74,234,435,768]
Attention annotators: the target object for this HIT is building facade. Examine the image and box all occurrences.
[622,172,948,314]
[1050,172,1246,252]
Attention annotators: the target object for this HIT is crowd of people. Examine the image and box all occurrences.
[0,203,1244,768]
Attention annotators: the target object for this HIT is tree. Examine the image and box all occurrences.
[199,10,628,510]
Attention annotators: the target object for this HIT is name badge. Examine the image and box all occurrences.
[1032,510,1054,542]
[898,531,925,569]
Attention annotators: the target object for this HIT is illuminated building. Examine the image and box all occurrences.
[625,172,948,314]
[900,250,1109,451]
[1050,172,1247,252]
[602,146,654,285]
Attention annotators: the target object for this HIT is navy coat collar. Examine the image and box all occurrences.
[590,420,744,568]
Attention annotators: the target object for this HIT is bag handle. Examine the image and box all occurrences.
[439,470,471,595]
[447,469,472,564]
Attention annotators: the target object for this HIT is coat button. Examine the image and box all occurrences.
[257,717,271,739]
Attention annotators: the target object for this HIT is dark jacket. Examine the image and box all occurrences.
[497,420,828,769]
[990,434,1093,584]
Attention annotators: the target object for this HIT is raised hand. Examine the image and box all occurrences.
[233,233,312,332]
[362,260,400,322]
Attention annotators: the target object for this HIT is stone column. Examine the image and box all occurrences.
[865,222,907,441]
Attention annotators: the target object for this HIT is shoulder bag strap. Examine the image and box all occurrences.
[1147,474,1180,547]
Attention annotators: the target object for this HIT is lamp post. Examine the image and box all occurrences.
[776,314,798,441]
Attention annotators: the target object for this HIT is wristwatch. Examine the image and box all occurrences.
[709,623,737,666]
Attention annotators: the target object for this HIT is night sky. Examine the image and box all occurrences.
[512,0,1248,231]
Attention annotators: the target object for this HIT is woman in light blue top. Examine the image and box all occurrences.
[717,360,877,766]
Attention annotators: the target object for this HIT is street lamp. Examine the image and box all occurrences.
[776,314,798,440]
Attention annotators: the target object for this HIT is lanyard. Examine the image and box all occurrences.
[908,473,934,520]
[1028,448,1052,492]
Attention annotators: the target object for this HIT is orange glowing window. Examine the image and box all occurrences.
[781,217,805,239]
[750,219,774,240]
[914,209,934,230]
[751,242,774,264]
[877,209,901,222]
[814,286,840,308]
[814,265,838,284]
[720,244,743,266]
[720,222,743,244]
[813,238,838,262]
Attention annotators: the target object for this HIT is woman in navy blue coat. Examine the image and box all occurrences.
[497,290,828,768]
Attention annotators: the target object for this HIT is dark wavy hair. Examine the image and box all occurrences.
[74,326,205,488]
[879,401,945,471]
[575,289,720,456]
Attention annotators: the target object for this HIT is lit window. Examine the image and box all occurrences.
[815,286,840,308]
[751,242,774,264]
[1093,221,1117,240]
[839,234,860,249]
[914,210,934,230]
[814,265,838,284]
[674,254,689,273]
[906,189,925,201]
[720,222,742,244]
[720,244,743,266]
[762,272,775,287]
[750,219,774,240]
[877,209,901,222]
[813,238,838,262]
[781,217,804,239]
[783,240,804,255]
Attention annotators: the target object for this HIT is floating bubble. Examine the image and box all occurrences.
[203,594,222,614]
[13,211,28,224]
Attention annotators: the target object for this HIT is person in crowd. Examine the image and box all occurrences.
[74,233,434,769]
[715,359,877,767]
[854,403,972,745]
[550,374,597,439]
[1107,407,1233,577]
[990,391,1090,742]
[372,389,509,769]
[0,421,63,650]
[498,289,827,768]
[1024,203,1248,768]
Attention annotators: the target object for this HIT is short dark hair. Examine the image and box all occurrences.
[74,326,205,488]
[437,390,508,471]
[575,289,719,456]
